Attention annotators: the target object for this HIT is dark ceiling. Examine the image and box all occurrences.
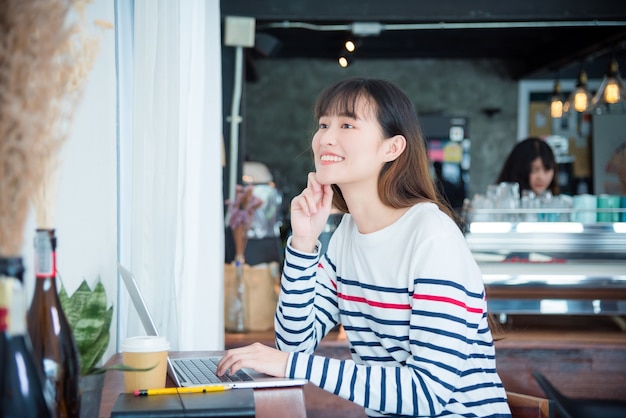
[221,0,626,80]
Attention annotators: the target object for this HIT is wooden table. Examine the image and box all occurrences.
[98,351,307,418]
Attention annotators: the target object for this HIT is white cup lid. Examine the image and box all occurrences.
[121,336,170,353]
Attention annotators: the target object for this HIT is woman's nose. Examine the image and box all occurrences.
[318,128,336,145]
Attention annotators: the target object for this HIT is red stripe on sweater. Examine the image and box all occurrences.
[318,263,337,289]
[414,293,483,314]
[338,293,411,310]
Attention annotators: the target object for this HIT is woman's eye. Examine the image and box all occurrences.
[342,123,354,129]
[318,123,328,129]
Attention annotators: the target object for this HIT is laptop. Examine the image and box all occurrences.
[118,263,307,389]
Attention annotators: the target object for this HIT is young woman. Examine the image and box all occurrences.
[218,78,511,417]
[496,137,559,197]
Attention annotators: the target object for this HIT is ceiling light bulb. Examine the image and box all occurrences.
[601,59,624,104]
[573,88,590,112]
[604,81,620,103]
[338,56,349,68]
[344,40,356,53]
[550,100,563,118]
[565,70,591,113]
[549,80,564,118]
[592,58,626,114]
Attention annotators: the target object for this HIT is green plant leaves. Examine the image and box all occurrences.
[59,278,113,376]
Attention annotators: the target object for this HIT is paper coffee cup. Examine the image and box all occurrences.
[121,336,170,392]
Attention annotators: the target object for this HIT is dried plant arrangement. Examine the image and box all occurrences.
[0,0,110,256]
[226,184,264,259]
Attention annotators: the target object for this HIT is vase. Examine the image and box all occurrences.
[225,255,247,332]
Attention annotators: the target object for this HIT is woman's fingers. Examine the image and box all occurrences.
[216,343,289,378]
[293,172,328,215]
[306,172,322,191]
[321,183,334,211]
[292,189,319,216]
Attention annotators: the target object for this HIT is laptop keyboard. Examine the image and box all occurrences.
[173,357,254,385]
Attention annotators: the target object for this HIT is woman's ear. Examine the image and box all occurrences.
[384,135,407,162]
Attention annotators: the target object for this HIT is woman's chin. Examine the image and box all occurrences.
[314,171,334,186]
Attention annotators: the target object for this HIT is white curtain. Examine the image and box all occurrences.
[117,0,224,351]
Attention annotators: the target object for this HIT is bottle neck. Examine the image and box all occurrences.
[34,229,57,280]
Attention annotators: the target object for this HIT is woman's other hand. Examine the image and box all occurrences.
[216,342,290,377]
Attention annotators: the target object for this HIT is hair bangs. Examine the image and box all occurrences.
[539,149,556,170]
[314,81,373,120]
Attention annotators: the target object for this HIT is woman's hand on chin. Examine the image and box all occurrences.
[290,172,334,252]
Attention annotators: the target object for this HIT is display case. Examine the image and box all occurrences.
[463,206,626,323]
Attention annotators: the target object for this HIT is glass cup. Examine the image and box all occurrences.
[120,336,170,392]
[496,182,520,221]
[572,194,597,224]
[520,190,539,222]
[597,194,621,223]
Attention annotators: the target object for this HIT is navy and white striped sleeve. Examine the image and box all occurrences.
[274,237,340,354]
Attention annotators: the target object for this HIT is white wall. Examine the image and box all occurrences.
[21,0,118,362]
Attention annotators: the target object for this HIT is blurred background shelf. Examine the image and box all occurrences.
[465,221,626,317]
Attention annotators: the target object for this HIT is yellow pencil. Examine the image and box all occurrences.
[134,385,231,396]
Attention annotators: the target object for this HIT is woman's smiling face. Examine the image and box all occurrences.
[312,96,388,188]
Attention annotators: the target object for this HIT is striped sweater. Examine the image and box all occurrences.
[275,203,511,417]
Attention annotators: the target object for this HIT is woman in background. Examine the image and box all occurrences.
[496,137,559,197]
[218,78,510,417]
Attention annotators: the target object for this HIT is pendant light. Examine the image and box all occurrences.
[564,69,592,114]
[548,79,565,118]
[591,58,626,114]
[338,55,353,68]
[338,39,358,68]
[344,39,356,53]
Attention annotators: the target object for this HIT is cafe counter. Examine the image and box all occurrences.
[464,219,626,322]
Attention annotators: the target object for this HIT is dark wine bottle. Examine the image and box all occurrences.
[27,230,81,418]
[0,256,54,418]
